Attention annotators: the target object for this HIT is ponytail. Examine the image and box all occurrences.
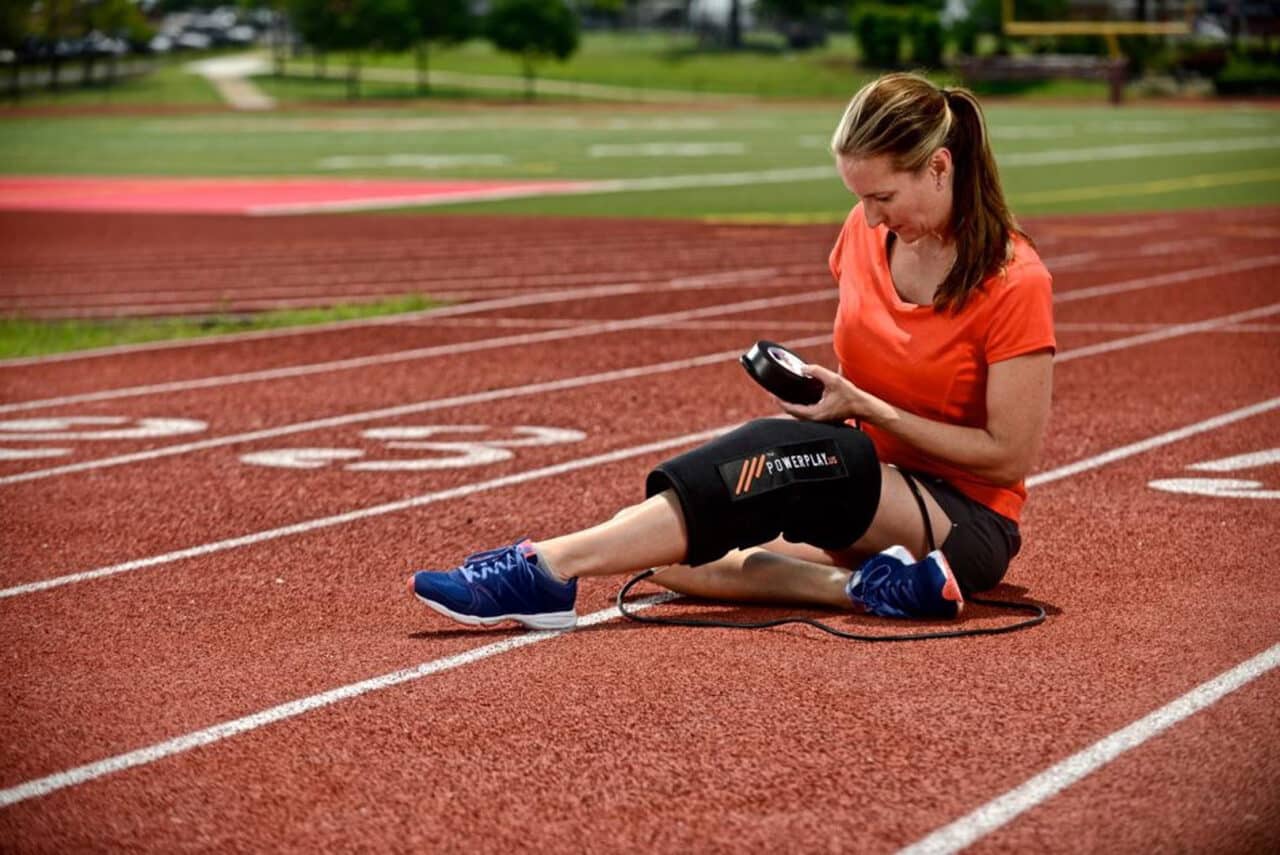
[936,87,1026,313]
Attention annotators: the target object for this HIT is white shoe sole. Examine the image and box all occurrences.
[414,593,578,631]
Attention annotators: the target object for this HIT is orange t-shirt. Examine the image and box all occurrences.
[828,203,1056,523]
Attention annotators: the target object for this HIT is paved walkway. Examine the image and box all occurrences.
[185,53,276,111]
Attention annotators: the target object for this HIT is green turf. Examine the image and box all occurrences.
[2,57,224,107]
[0,294,443,358]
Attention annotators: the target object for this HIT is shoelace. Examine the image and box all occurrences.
[459,543,531,584]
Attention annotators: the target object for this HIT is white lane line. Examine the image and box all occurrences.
[5,290,1271,488]
[1027,397,1280,488]
[1052,254,1280,304]
[1054,302,1280,363]
[0,591,679,810]
[0,266,788,368]
[1057,321,1280,333]
[898,642,1280,855]
[0,286,826,415]
[2,395,1277,808]
[0,426,732,599]
[7,251,1274,413]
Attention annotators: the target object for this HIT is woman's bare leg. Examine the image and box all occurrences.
[534,491,688,580]
[651,543,854,609]
[649,465,954,607]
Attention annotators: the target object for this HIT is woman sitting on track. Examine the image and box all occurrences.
[408,72,1056,630]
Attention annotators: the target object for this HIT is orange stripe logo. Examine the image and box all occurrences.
[735,454,767,495]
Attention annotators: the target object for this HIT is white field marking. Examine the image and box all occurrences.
[0,266,788,368]
[248,136,1280,215]
[0,425,732,599]
[4,401,1280,810]
[0,280,814,415]
[0,334,834,488]
[1053,303,1280,364]
[0,447,69,460]
[0,591,680,810]
[238,448,366,470]
[316,154,511,170]
[898,641,1280,855]
[587,142,746,158]
[1137,237,1222,256]
[150,115,735,134]
[0,416,207,441]
[1147,477,1280,499]
[1026,397,1280,489]
[1188,448,1280,472]
[999,135,1280,167]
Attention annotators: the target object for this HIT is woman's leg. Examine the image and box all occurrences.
[647,465,953,607]
[534,491,689,581]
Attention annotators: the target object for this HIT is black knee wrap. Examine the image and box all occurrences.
[646,419,881,567]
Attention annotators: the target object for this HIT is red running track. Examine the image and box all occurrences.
[0,208,1278,852]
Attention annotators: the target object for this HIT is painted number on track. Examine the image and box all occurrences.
[240,425,586,471]
[1148,448,1280,500]
[0,416,209,460]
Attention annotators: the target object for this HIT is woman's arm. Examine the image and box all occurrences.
[779,350,1054,485]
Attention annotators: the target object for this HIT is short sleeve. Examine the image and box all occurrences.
[828,205,862,284]
[984,263,1056,364]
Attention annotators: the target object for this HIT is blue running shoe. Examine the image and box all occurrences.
[408,539,578,630]
[846,546,964,620]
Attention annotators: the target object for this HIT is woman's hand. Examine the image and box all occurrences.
[776,364,893,424]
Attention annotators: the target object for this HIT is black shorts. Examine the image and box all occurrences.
[902,469,1022,594]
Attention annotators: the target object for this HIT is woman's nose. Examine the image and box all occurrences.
[863,202,882,228]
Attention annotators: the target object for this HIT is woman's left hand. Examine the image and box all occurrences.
[777,363,889,424]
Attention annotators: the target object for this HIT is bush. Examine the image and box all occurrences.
[1214,53,1280,95]
[906,8,943,68]
[851,5,908,68]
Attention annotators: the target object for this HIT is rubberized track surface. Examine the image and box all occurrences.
[1,208,1278,852]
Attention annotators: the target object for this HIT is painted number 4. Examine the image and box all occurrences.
[240,425,586,471]
[1148,448,1280,500]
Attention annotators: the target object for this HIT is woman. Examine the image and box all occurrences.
[408,72,1055,630]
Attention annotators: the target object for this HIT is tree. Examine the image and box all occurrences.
[408,0,469,95]
[289,0,416,98]
[487,0,578,100]
[0,0,33,98]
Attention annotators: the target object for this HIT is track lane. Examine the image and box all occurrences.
[2,204,1280,849]
[0,335,1276,810]
[2,391,1276,851]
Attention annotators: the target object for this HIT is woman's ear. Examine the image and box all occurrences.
[930,147,953,184]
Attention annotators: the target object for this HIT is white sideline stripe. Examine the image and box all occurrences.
[0,334,832,487]
[0,591,679,810]
[6,250,1273,411]
[0,287,827,415]
[1027,397,1280,488]
[0,266,786,368]
[248,136,1280,215]
[5,288,1273,488]
[898,642,1280,855]
[1053,302,1280,363]
[2,398,1278,810]
[0,426,730,600]
[1052,254,1280,304]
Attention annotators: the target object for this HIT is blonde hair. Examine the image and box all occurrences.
[831,72,1025,313]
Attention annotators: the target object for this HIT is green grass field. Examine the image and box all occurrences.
[3,96,1278,218]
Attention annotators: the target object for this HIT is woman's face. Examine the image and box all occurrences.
[837,152,951,245]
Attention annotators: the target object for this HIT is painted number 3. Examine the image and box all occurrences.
[240,425,586,471]
[1148,448,1280,500]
